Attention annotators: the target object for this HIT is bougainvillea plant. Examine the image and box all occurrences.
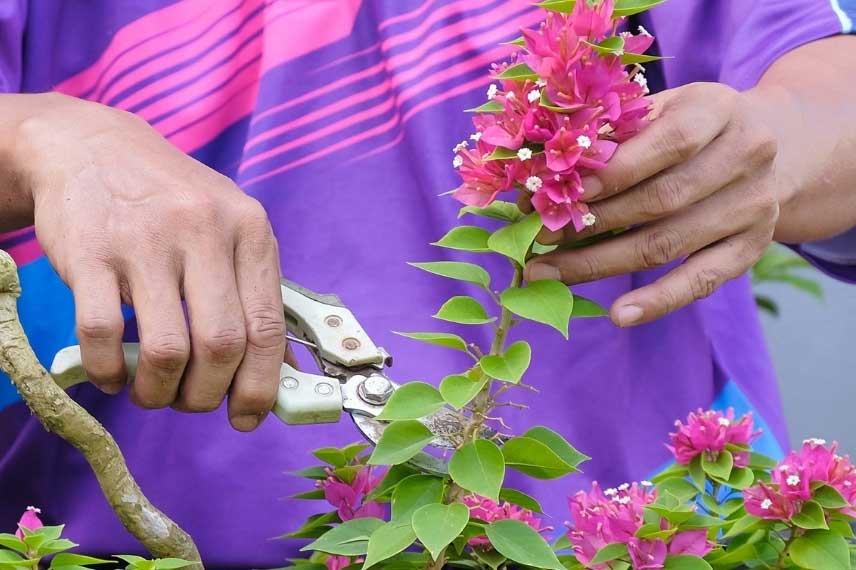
[0,507,194,570]
[283,1,856,570]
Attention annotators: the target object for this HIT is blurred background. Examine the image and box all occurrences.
[753,247,856,456]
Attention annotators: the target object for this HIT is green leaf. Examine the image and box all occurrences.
[655,478,699,501]
[290,489,326,500]
[536,0,575,13]
[115,555,147,566]
[663,555,713,570]
[723,513,764,539]
[284,511,340,539]
[408,261,490,289]
[472,548,507,570]
[571,295,608,318]
[701,450,733,481]
[0,533,26,553]
[375,382,445,421]
[501,279,573,338]
[342,442,371,461]
[524,426,589,468]
[290,466,329,479]
[0,550,38,569]
[748,452,778,470]
[412,503,470,561]
[487,212,542,267]
[433,296,495,325]
[363,521,417,569]
[721,466,754,490]
[479,341,531,383]
[365,463,418,501]
[789,530,850,570]
[432,226,492,253]
[313,447,348,468]
[502,436,578,479]
[394,332,470,353]
[485,520,565,570]
[37,538,77,556]
[584,36,626,56]
[465,101,504,113]
[391,475,444,522]
[815,485,851,510]
[50,553,113,568]
[302,518,385,556]
[793,500,829,530]
[368,420,435,465]
[613,0,667,17]
[484,146,520,161]
[439,374,487,408]
[591,543,630,565]
[497,63,538,81]
[458,201,523,223]
[621,53,666,65]
[499,488,544,513]
[449,440,505,501]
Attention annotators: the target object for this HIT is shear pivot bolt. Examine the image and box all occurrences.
[342,337,361,351]
[358,374,394,405]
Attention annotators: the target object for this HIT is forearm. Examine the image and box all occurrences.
[744,35,856,243]
[0,94,41,232]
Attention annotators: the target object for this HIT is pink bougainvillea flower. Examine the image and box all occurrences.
[744,481,797,521]
[325,555,357,570]
[463,495,547,547]
[627,538,667,570]
[571,0,615,40]
[452,139,514,208]
[317,466,384,522]
[15,506,43,539]
[668,530,713,557]
[531,171,594,232]
[667,408,760,466]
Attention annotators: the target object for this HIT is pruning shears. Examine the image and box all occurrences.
[49,280,470,475]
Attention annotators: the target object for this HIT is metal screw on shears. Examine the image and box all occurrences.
[358,374,394,405]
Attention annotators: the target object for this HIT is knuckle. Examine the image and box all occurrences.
[640,173,685,217]
[236,200,276,256]
[246,304,287,351]
[142,334,190,372]
[637,228,684,268]
[77,314,123,341]
[233,384,276,414]
[199,327,247,364]
[690,268,722,300]
[178,391,226,413]
[657,122,702,163]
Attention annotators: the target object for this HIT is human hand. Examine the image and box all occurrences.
[524,83,782,327]
[15,93,288,431]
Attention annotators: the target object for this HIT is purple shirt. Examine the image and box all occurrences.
[1,1,855,568]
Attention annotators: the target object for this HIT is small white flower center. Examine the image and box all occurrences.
[618,497,632,505]
[506,91,516,100]
[582,213,597,227]
[528,89,541,103]
[641,481,653,487]
[634,73,649,94]
[787,475,801,487]
[617,483,630,491]
[803,438,827,447]
[535,79,547,87]
[517,147,533,161]
[470,132,482,142]
[487,84,498,100]
[604,488,618,497]
[452,155,464,168]
[718,418,731,427]
[525,176,543,192]
[453,141,469,153]
[638,25,652,37]
[845,481,853,487]
[576,135,592,149]
[761,499,773,510]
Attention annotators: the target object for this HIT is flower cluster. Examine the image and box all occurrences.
[452,0,654,232]
[463,495,547,547]
[317,465,384,522]
[567,482,712,569]
[667,408,759,467]
[745,439,856,521]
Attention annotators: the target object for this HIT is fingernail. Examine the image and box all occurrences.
[99,382,124,396]
[526,263,561,282]
[616,304,644,327]
[581,176,603,200]
[232,413,262,432]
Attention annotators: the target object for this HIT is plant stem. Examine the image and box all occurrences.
[774,527,800,569]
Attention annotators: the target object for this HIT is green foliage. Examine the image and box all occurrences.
[375,382,445,421]
[303,518,384,556]
[432,226,492,253]
[752,243,823,317]
[496,62,539,81]
[412,503,470,561]
[362,521,417,569]
[439,373,487,408]
[433,296,495,325]
[394,331,470,353]
[458,200,523,223]
[391,475,444,522]
[368,420,435,465]
[479,341,531,383]
[487,212,542,267]
[501,279,574,338]
[789,530,851,570]
[408,261,491,289]
[484,520,565,570]
[449,440,505,501]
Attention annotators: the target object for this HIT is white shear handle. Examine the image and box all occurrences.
[49,345,344,425]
